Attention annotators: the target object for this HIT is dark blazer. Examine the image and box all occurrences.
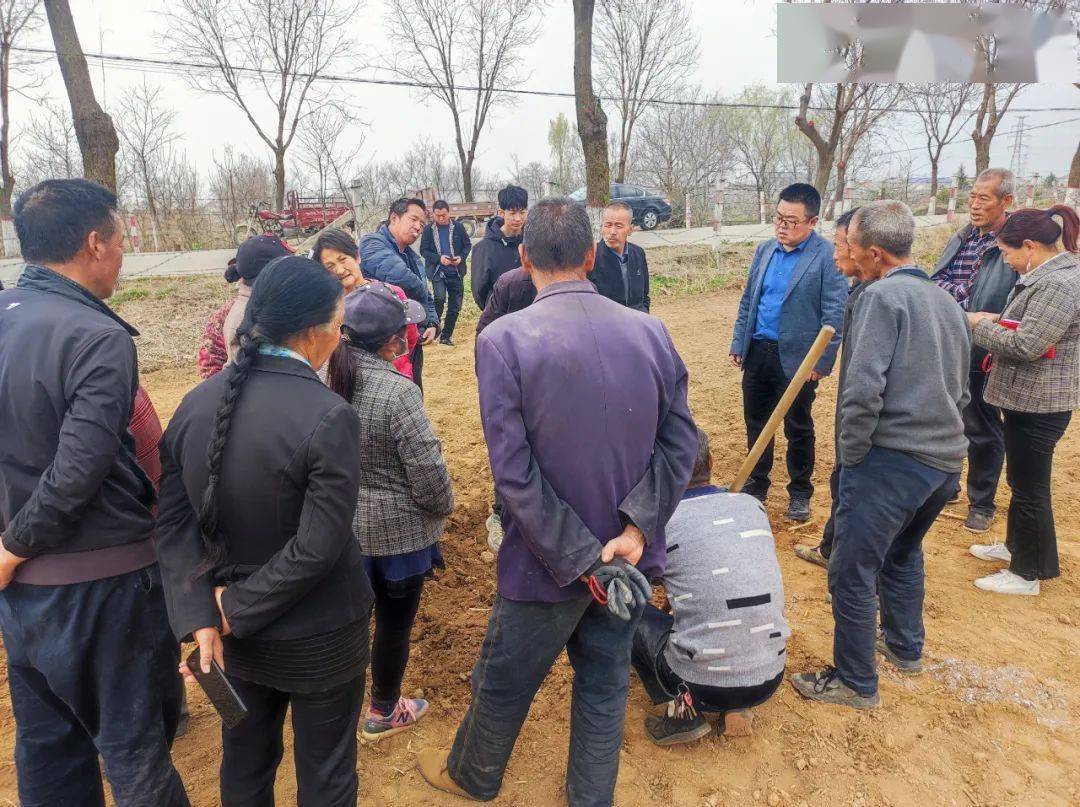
[730,230,847,378]
[475,266,536,338]
[588,240,650,312]
[419,219,473,278]
[156,354,372,643]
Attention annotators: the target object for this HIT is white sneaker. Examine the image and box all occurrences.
[969,543,1012,563]
[486,511,504,553]
[974,569,1040,596]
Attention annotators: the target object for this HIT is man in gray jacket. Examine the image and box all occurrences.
[931,168,1019,533]
[793,201,969,710]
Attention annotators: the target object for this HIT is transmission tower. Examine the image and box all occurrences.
[1008,116,1028,181]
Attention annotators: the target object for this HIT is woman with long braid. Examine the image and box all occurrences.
[155,255,372,806]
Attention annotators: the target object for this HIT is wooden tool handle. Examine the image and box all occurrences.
[730,326,836,493]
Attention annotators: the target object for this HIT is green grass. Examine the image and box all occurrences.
[110,287,150,304]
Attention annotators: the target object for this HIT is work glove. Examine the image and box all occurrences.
[584,557,652,621]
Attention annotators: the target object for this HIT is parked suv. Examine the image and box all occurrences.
[569,183,673,230]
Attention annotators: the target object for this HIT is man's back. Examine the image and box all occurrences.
[477,281,689,601]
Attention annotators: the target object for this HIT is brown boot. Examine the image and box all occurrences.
[417,748,481,801]
[722,708,755,738]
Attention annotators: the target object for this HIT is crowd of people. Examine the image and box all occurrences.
[0,171,1076,806]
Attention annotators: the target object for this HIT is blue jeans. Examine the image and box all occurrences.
[448,595,642,806]
[0,565,188,807]
[829,447,958,697]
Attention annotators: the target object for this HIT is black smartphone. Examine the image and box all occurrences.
[185,648,249,729]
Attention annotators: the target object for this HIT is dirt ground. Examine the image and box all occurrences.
[1,284,1078,807]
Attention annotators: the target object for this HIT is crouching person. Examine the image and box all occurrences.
[632,429,788,746]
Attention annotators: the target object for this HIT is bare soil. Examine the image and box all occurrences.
[1,280,1078,807]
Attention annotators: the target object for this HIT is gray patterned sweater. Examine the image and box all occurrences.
[346,348,453,555]
[663,488,789,688]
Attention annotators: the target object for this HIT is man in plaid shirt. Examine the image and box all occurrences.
[931,168,1018,535]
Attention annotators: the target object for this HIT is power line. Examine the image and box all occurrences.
[12,45,1080,115]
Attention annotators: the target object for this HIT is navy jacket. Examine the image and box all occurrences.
[157,354,372,643]
[476,280,698,602]
[0,265,155,566]
[730,230,847,378]
[419,219,472,278]
[360,225,439,328]
[588,240,650,312]
[470,217,523,310]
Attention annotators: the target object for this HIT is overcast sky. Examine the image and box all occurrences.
[11,0,1080,197]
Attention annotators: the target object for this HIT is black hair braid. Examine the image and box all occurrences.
[194,326,263,577]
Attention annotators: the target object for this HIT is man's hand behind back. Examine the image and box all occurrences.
[601,523,646,566]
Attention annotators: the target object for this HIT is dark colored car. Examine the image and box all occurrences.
[569,183,673,230]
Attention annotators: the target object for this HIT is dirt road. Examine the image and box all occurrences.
[0,287,1077,806]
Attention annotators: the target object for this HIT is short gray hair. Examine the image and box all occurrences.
[851,200,915,257]
[603,201,633,220]
[975,168,1015,200]
[523,197,594,271]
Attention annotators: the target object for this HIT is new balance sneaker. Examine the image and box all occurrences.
[974,569,1040,596]
[644,700,712,747]
[964,510,994,534]
[969,542,1011,563]
[362,697,429,742]
[791,668,880,709]
[875,638,923,675]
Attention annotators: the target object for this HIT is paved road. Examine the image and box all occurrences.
[0,215,952,286]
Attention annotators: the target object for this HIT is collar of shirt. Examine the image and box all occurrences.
[778,234,810,254]
[258,344,312,367]
[1016,252,1074,287]
[533,279,597,302]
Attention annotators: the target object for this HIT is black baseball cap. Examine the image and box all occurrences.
[343,282,425,343]
[225,234,292,283]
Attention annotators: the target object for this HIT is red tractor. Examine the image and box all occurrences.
[235,190,353,245]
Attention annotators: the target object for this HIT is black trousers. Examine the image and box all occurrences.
[0,565,187,807]
[370,572,425,713]
[963,369,1006,516]
[411,341,425,394]
[1002,409,1072,581]
[742,339,818,499]
[221,674,365,807]
[432,273,465,341]
[631,604,783,713]
[819,464,841,558]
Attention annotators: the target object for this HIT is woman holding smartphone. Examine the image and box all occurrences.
[967,205,1080,597]
[156,256,372,806]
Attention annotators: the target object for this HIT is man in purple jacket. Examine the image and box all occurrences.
[417,198,698,805]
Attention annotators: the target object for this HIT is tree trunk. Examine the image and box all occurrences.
[1,41,14,217]
[573,0,610,222]
[43,0,119,193]
[462,155,474,203]
[273,147,286,211]
[973,136,990,175]
[929,160,939,200]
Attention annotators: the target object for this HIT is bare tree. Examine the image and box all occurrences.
[164,0,360,210]
[116,81,180,241]
[17,99,79,187]
[1069,83,1080,208]
[548,112,582,193]
[209,146,274,233]
[821,84,900,220]
[44,0,119,191]
[296,104,364,205]
[509,154,550,202]
[594,0,699,184]
[573,0,610,216]
[1,0,43,224]
[727,84,794,216]
[904,84,977,209]
[970,83,1027,175]
[633,85,732,223]
[384,0,539,202]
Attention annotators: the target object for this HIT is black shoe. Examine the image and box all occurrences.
[963,510,993,534]
[644,701,713,747]
[875,638,923,675]
[791,667,880,709]
[742,485,768,504]
[787,497,811,522]
[439,337,454,347]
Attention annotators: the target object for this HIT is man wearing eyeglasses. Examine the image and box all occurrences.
[730,183,847,522]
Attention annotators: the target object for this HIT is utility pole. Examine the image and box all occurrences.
[1008,115,1028,183]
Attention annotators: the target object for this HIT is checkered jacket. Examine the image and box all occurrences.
[347,349,454,555]
[975,252,1080,413]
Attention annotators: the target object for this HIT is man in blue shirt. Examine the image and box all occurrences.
[419,199,472,347]
[730,183,846,522]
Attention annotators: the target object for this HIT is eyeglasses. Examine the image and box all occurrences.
[774,213,810,228]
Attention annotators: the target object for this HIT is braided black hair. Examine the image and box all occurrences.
[196,255,344,576]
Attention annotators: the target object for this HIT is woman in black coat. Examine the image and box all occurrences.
[156,256,372,806]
